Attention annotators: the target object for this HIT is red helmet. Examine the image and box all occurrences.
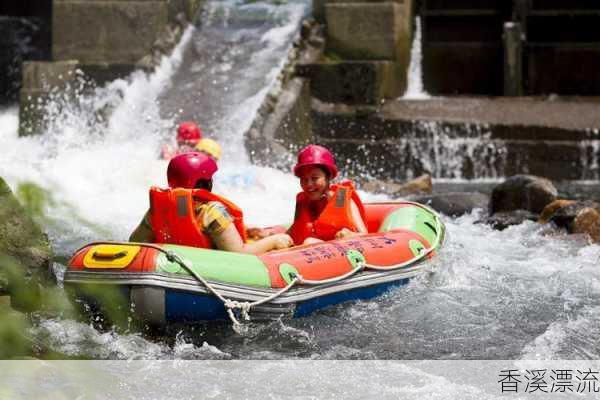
[167,152,218,189]
[293,144,338,179]
[176,121,202,145]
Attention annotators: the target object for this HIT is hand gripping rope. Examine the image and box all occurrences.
[84,202,443,330]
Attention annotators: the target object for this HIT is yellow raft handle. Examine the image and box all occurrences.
[92,250,128,261]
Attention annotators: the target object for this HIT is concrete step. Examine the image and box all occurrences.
[296,60,404,105]
[325,2,412,61]
[310,97,600,181]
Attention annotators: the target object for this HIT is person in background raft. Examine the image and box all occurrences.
[160,121,203,160]
[196,137,264,190]
[195,137,222,161]
[129,152,293,254]
[286,145,368,245]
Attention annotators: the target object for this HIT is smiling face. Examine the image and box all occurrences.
[299,166,330,201]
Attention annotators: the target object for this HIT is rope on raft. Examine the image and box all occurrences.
[122,243,300,328]
[163,250,301,328]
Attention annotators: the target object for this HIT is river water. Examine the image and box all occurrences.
[0,0,599,364]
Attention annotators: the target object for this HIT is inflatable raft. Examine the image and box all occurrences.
[65,201,444,326]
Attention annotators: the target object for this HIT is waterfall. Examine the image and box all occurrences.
[402,16,430,100]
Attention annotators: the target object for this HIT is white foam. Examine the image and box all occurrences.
[402,16,430,100]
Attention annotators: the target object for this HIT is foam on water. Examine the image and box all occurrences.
[0,1,309,254]
[402,16,430,100]
[1,0,600,365]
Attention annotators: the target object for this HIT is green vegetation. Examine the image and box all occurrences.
[16,182,56,220]
[0,252,139,359]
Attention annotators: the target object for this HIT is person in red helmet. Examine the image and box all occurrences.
[129,152,293,254]
[287,145,368,245]
[160,121,203,160]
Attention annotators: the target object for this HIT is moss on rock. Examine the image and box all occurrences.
[0,177,52,311]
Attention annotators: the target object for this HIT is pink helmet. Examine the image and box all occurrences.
[176,121,202,144]
[167,152,218,189]
[293,144,338,179]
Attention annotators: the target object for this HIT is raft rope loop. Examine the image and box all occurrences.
[165,250,301,326]
[79,202,443,328]
[149,244,301,327]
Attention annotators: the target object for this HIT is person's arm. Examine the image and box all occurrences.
[201,202,292,254]
[212,224,292,254]
[129,211,155,242]
[350,200,368,233]
[247,225,287,240]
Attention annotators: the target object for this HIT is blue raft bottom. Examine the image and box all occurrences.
[165,278,411,322]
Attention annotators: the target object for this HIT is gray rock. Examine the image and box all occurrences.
[360,174,432,197]
[538,199,577,224]
[480,210,539,231]
[490,175,558,215]
[572,208,600,243]
[410,192,489,217]
[550,200,600,231]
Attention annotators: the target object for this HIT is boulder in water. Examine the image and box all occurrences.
[572,208,600,243]
[548,200,600,241]
[549,200,600,229]
[538,199,577,224]
[360,174,432,197]
[479,210,539,231]
[410,192,489,217]
[490,175,558,215]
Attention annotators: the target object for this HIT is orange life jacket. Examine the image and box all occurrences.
[149,186,247,249]
[288,181,366,245]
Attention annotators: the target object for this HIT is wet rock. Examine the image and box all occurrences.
[549,201,600,229]
[360,174,432,197]
[572,208,600,243]
[410,192,489,217]
[0,177,52,311]
[548,200,600,235]
[490,175,558,215]
[538,199,577,224]
[480,210,539,231]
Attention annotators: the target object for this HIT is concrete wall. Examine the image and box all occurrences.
[18,0,202,135]
[304,0,413,106]
[421,0,600,95]
[0,1,52,104]
[310,99,600,181]
[52,1,170,65]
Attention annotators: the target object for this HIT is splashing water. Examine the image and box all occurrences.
[403,16,430,100]
[0,0,600,366]
[0,1,309,256]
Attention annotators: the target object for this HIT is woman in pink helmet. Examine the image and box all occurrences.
[160,121,204,160]
[130,152,293,254]
[287,145,368,245]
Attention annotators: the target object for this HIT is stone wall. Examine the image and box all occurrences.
[248,0,416,169]
[18,0,203,136]
[314,0,413,105]
[248,8,600,183]
[0,2,52,104]
[310,99,600,181]
[421,0,600,95]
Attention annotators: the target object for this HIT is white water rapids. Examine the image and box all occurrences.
[0,1,599,369]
